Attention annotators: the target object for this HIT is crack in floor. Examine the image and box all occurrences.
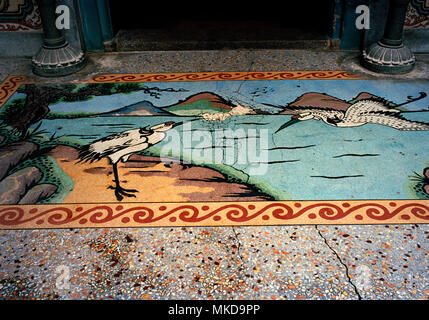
[230,226,259,299]
[315,225,362,300]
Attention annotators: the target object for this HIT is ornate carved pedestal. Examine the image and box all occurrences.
[361,0,415,74]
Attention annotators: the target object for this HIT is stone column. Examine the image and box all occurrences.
[32,0,86,77]
[361,0,415,74]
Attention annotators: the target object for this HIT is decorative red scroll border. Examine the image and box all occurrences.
[89,71,364,83]
[0,75,33,107]
[0,200,427,229]
[0,71,364,108]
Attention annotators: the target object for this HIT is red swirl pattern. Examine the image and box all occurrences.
[0,75,33,107]
[0,201,427,229]
[90,71,363,83]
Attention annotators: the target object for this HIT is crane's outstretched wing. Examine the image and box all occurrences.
[344,99,429,131]
[78,129,150,163]
[344,99,400,118]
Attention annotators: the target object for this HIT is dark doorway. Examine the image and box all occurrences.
[109,1,335,50]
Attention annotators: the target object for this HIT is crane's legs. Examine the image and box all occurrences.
[108,162,138,201]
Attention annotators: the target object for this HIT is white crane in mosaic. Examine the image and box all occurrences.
[271,92,429,133]
[77,121,176,201]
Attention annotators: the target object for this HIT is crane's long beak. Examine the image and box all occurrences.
[275,116,300,133]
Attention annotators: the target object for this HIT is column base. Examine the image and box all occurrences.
[361,41,415,74]
[32,43,87,77]
[361,41,416,74]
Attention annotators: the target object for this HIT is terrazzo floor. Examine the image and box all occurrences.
[0,225,427,300]
[0,49,428,300]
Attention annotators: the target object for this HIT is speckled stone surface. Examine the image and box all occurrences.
[0,225,427,300]
[0,50,428,300]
